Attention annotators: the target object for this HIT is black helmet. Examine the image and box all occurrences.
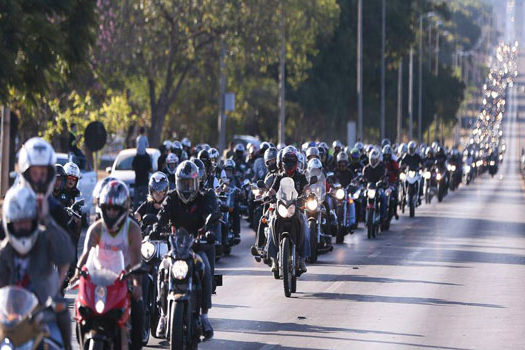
[191,158,207,185]
[382,145,393,161]
[234,143,245,159]
[408,141,417,156]
[350,148,360,162]
[99,180,131,232]
[336,151,349,170]
[197,149,212,174]
[264,147,278,172]
[175,161,200,204]
[282,146,298,176]
[260,141,271,155]
[55,164,66,179]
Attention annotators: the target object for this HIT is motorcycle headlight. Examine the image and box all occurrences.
[252,188,262,197]
[451,165,456,171]
[335,188,345,200]
[0,339,15,350]
[465,165,471,173]
[408,170,416,178]
[490,161,495,166]
[385,188,392,196]
[306,199,318,211]
[278,204,295,218]
[367,189,376,199]
[171,260,189,280]
[436,173,442,181]
[424,171,431,179]
[95,286,107,314]
[353,190,361,200]
[141,241,156,261]
[400,173,406,181]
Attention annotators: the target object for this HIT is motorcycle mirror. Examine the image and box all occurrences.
[326,172,334,178]
[142,214,158,227]
[309,176,318,185]
[257,180,266,189]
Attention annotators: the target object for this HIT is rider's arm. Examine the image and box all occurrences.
[128,221,143,297]
[155,192,175,234]
[76,220,102,269]
[46,219,75,287]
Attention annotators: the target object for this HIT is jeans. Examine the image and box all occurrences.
[379,191,387,220]
[195,243,215,312]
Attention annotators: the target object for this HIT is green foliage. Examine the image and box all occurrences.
[0,0,96,103]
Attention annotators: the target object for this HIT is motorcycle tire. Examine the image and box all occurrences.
[273,259,280,280]
[409,201,415,218]
[223,245,231,256]
[367,215,373,240]
[438,187,444,203]
[308,221,318,263]
[281,237,293,297]
[87,339,104,350]
[169,302,186,350]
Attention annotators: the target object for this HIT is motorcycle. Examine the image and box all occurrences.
[382,184,397,231]
[348,177,366,228]
[140,214,169,344]
[422,168,437,204]
[488,159,498,177]
[436,166,448,202]
[330,183,356,244]
[365,181,382,239]
[304,175,333,262]
[216,183,241,257]
[463,164,473,185]
[161,214,222,350]
[0,286,65,350]
[447,163,462,191]
[400,169,420,217]
[73,246,146,350]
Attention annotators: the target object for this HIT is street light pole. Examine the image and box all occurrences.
[408,47,414,140]
[380,0,386,141]
[418,16,423,143]
[278,0,286,145]
[357,0,363,141]
[397,57,403,143]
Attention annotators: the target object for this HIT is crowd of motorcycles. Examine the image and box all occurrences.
[0,42,517,350]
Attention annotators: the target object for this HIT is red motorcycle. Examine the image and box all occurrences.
[72,247,143,350]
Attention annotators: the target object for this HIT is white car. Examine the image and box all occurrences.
[56,153,97,213]
[107,148,161,200]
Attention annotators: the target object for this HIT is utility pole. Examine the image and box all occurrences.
[278,0,286,145]
[397,57,403,143]
[357,0,363,141]
[380,0,386,141]
[434,28,440,143]
[218,43,226,152]
[0,106,10,197]
[408,48,414,140]
[418,16,423,142]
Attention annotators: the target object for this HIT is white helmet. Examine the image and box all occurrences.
[18,137,57,196]
[2,186,40,255]
[63,162,81,179]
[307,158,323,173]
[165,153,179,174]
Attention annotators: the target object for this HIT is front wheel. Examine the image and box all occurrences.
[367,212,373,239]
[308,220,318,263]
[169,302,186,350]
[281,237,293,297]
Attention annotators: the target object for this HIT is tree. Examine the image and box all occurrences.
[0,0,96,102]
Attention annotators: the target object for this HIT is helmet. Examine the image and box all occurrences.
[317,142,329,153]
[354,142,364,153]
[369,149,381,168]
[2,186,39,255]
[366,145,375,155]
[55,164,66,178]
[191,158,207,185]
[425,147,434,158]
[18,137,57,196]
[172,141,183,158]
[64,162,81,185]
[306,147,320,160]
[381,138,391,148]
[148,172,169,203]
[92,177,117,206]
[398,143,408,155]
[282,146,299,176]
[165,153,179,174]
[431,141,439,150]
[201,144,211,151]
[197,149,212,174]
[307,158,323,173]
[382,145,393,160]
[297,152,306,172]
[99,180,131,232]
[181,138,191,149]
[317,145,327,163]
[436,146,445,157]
[208,148,220,169]
[234,143,245,158]
[301,142,310,153]
[407,141,417,155]
[247,143,259,156]
[276,149,284,170]
[264,147,278,172]
[163,140,173,151]
[336,151,349,163]
[175,161,199,204]
[350,148,361,162]
[224,158,236,170]
[332,140,343,152]
[260,142,271,155]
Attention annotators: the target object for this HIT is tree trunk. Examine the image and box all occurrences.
[149,104,169,148]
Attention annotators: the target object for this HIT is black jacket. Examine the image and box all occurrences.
[400,153,423,170]
[362,163,386,184]
[271,171,308,196]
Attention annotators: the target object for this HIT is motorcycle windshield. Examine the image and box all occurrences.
[0,286,38,326]
[86,246,125,287]
[173,230,193,258]
[277,177,298,205]
[306,169,326,201]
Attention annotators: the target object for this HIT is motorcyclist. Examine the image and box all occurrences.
[232,143,247,178]
[152,161,218,340]
[73,180,143,350]
[362,149,387,221]
[400,141,423,171]
[423,147,436,169]
[134,172,170,223]
[181,137,192,157]
[199,149,220,190]
[191,158,208,192]
[162,153,179,189]
[171,140,187,161]
[157,140,172,171]
[349,148,364,175]
[252,142,270,182]
[382,145,400,220]
[334,152,355,187]
[0,186,75,350]
[53,164,67,199]
[329,140,343,171]
[208,147,223,179]
[62,162,81,207]
[306,146,320,162]
[269,146,310,274]
[220,159,242,243]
